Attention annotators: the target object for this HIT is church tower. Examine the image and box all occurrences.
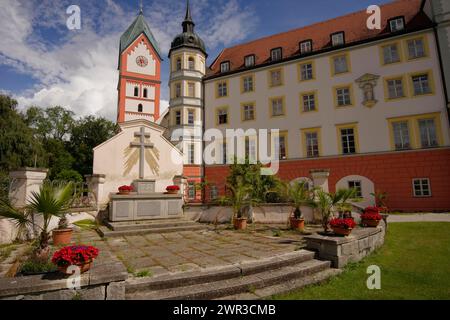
[168,1,207,201]
[117,8,162,124]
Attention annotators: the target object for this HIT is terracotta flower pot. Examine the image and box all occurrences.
[52,228,73,246]
[290,217,305,230]
[118,190,130,195]
[331,227,353,236]
[58,261,93,275]
[233,218,247,230]
[362,219,380,227]
[166,190,178,194]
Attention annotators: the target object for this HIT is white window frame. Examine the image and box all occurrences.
[188,82,195,98]
[244,55,255,67]
[300,63,313,80]
[333,55,348,74]
[243,76,253,92]
[412,74,431,95]
[407,38,425,59]
[331,32,345,46]
[336,87,351,106]
[271,48,282,61]
[383,44,400,64]
[220,61,230,73]
[392,121,411,150]
[217,109,228,124]
[389,17,405,32]
[387,79,405,99]
[243,104,255,121]
[187,110,195,125]
[412,178,431,197]
[302,94,316,112]
[300,40,312,54]
[175,110,181,125]
[418,118,438,148]
[270,70,282,86]
[348,180,362,197]
[217,82,228,97]
[305,132,319,157]
[188,182,196,199]
[341,128,356,154]
[271,98,284,116]
[188,143,195,164]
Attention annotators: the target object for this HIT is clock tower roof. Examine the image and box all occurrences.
[119,11,162,61]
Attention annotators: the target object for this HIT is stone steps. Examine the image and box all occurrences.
[98,219,208,237]
[216,269,342,300]
[125,250,334,300]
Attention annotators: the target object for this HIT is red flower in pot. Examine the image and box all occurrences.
[52,245,99,275]
[361,206,383,227]
[118,185,133,194]
[166,185,180,194]
[329,218,356,236]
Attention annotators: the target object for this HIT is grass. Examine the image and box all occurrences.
[20,258,57,274]
[273,222,450,300]
[135,269,152,278]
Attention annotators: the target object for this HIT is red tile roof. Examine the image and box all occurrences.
[206,0,432,78]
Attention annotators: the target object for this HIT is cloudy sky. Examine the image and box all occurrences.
[0,0,390,121]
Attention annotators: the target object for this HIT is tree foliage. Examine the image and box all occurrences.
[0,94,116,180]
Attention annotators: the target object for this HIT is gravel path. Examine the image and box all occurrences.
[388,213,450,223]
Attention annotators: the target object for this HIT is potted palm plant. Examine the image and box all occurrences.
[217,178,259,230]
[315,189,353,233]
[270,180,315,230]
[0,181,75,260]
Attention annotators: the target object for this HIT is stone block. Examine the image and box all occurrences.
[341,242,357,255]
[106,281,125,300]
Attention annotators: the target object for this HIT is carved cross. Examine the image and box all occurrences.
[130,127,154,179]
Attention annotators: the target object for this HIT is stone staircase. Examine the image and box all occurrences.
[125,250,341,300]
[98,218,208,237]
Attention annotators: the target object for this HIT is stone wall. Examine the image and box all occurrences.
[0,257,127,300]
[184,204,317,224]
[304,221,386,268]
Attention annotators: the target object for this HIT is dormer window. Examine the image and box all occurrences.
[331,32,345,46]
[299,40,312,54]
[271,48,282,61]
[244,55,255,67]
[220,61,230,73]
[389,17,405,32]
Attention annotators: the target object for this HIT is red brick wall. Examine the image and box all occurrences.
[183,165,202,202]
[204,148,450,212]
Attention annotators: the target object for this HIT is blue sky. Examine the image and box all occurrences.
[0,0,391,120]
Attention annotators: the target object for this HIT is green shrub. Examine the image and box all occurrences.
[20,258,57,274]
[55,169,83,182]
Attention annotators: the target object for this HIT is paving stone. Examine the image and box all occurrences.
[167,263,201,273]
[106,281,125,300]
[148,266,170,277]
[128,257,158,271]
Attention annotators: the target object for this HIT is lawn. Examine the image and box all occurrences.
[274,222,450,300]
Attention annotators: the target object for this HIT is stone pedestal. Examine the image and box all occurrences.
[310,169,330,192]
[9,168,48,208]
[172,175,187,197]
[109,193,183,221]
[85,174,106,209]
[132,179,155,194]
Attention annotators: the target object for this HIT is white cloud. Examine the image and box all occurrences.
[0,0,258,121]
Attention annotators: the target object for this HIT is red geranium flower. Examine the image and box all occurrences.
[360,212,382,221]
[118,185,133,192]
[329,218,356,229]
[52,245,99,267]
[166,185,180,191]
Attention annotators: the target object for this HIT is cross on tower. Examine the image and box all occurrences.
[130,127,154,179]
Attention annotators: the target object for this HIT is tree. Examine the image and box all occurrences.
[68,116,117,176]
[24,106,75,141]
[226,158,280,203]
[0,95,45,172]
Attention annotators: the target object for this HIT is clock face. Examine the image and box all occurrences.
[136,55,148,67]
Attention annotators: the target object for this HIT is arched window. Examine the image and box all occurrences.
[138,104,143,112]
[134,87,139,97]
[176,58,182,71]
[188,57,195,70]
[143,88,148,98]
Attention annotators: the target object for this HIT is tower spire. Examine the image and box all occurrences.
[139,0,143,14]
[182,0,195,32]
